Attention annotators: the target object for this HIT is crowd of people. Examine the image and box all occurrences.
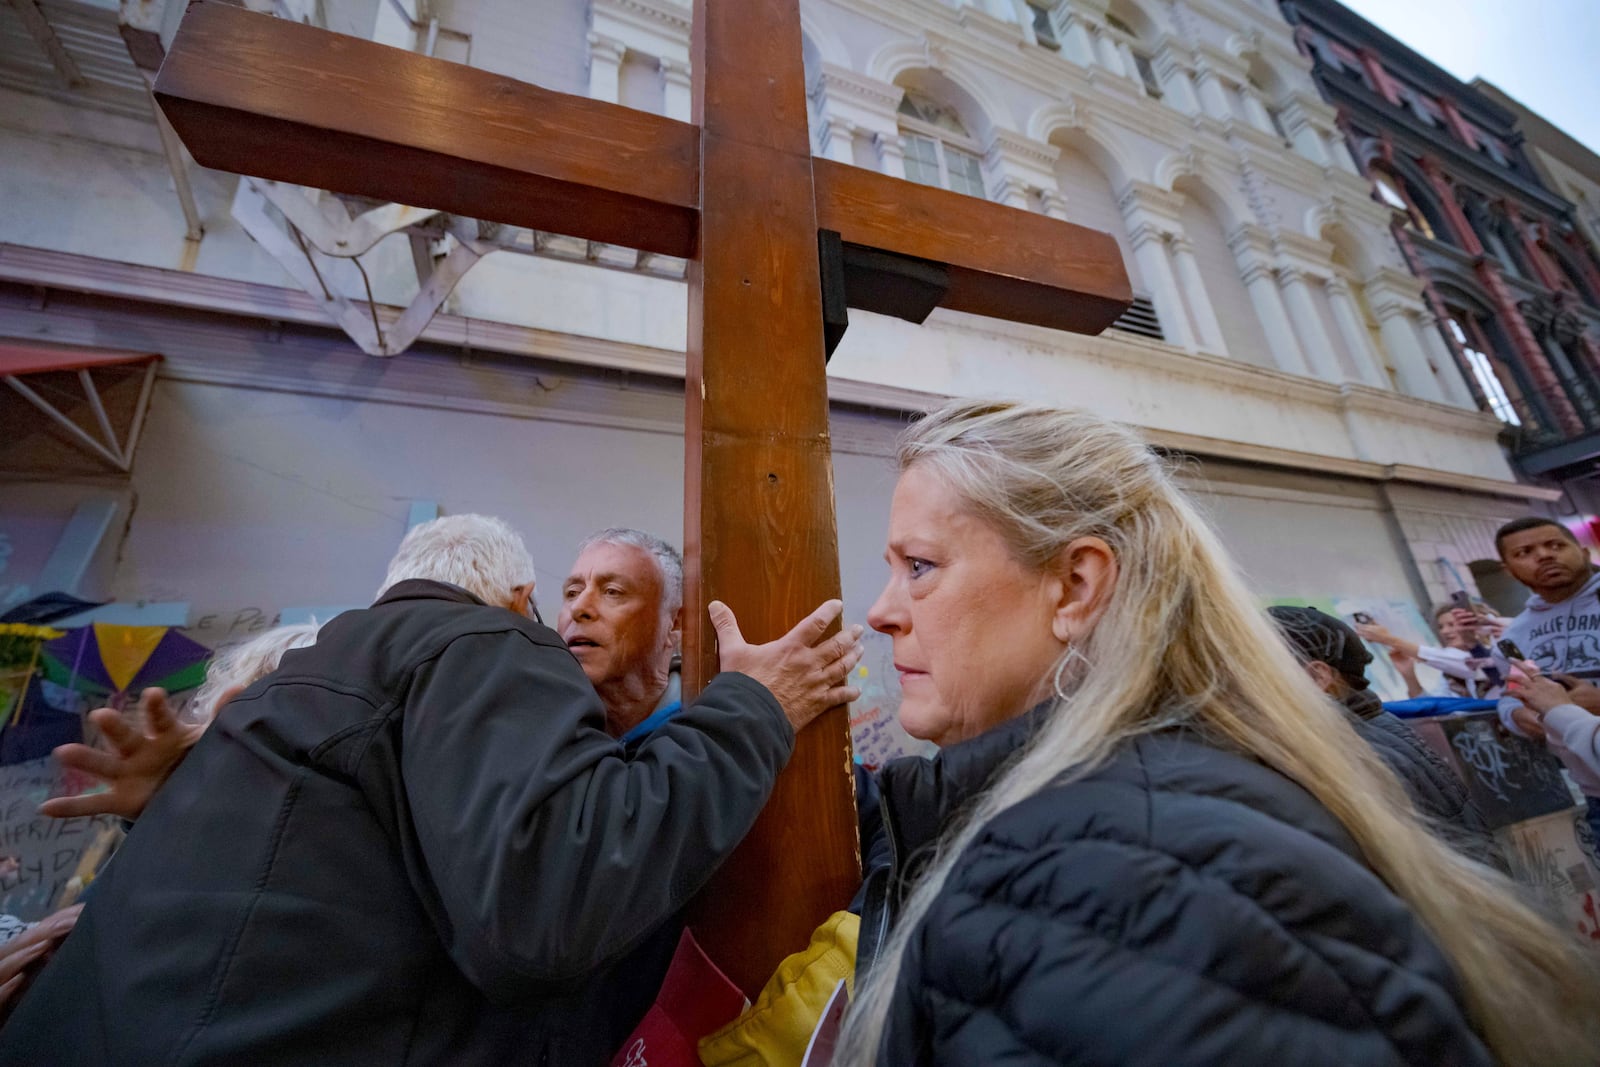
[1,399,1599,1065]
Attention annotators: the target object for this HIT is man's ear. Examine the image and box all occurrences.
[668,606,684,651]
[508,582,535,618]
[1046,537,1118,646]
[1304,660,1338,694]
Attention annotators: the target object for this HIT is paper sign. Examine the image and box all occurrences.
[800,978,849,1067]
[611,928,747,1067]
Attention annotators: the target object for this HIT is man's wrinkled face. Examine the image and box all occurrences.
[557,542,673,690]
[1501,524,1590,597]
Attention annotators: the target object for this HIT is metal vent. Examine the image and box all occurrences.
[1110,294,1164,341]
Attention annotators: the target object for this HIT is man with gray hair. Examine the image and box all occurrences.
[4,514,863,1066]
[559,527,686,747]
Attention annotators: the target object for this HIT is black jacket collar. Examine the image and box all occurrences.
[879,702,1053,867]
[1340,686,1384,722]
[373,579,488,609]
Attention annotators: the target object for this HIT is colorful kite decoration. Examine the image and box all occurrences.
[39,624,211,706]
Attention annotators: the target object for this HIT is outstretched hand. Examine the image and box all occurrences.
[0,904,81,1020]
[39,687,219,822]
[709,599,864,734]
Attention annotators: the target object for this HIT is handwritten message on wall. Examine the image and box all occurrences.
[0,758,121,922]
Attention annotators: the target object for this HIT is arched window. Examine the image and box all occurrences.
[1447,310,1525,427]
[1451,318,1519,425]
[1370,167,1448,244]
[1174,177,1275,366]
[1320,227,1392,386]
[1050,134,1162,339]
[1244,58,1294,146]
[897,92,987,199]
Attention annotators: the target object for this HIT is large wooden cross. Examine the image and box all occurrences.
[152,0,1129,995]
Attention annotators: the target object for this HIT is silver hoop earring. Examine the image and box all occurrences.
[1051,644,1092,701]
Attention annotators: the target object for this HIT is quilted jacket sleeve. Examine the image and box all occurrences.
[882,780,1495,1067]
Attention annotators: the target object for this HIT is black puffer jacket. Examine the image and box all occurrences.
[862,711,1494,1066]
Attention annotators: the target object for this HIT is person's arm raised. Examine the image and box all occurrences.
[38,688,225,821]
[396,600,862,1002]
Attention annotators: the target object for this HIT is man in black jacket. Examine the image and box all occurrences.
[1269,606,1506,872]
[1,514,862,1065]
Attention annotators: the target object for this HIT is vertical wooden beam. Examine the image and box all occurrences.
[682,0,860,996]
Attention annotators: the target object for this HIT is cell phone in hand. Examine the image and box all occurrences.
[1350,612,1374,626]
[1449,590,1474,613]
[1497,638,1525,662]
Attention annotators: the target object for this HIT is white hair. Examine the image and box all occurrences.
[192,622,321,722]
[378,514,535,607]
[576,527,683,616]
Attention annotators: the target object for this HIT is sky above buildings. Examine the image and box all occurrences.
[1335,0,1600,157]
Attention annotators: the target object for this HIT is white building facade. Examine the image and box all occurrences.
[0,0,1558,637]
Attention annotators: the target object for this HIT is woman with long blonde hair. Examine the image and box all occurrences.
[839,399,1600,1066]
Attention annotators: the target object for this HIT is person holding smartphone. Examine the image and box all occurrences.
[1493,516,1600,846]
[1355,602,1506,699]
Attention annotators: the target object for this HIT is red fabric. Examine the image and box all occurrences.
[0,342,158,378]
[611,928,747,1067]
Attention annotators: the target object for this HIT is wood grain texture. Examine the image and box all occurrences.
[814,160,1132,332]
[153,2,700,254]
[681,0,860,998]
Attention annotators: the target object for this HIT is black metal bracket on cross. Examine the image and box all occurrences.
[818,229,950,361]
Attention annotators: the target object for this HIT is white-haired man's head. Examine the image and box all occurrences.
[192,621,322,722]
[378,514,537,616]
[558,528,683,735]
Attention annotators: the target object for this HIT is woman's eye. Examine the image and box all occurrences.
[907,557,932,577]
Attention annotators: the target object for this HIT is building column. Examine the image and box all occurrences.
[1059,12,1096,68]
[1095,28,1126,77]
[1169,236,1228,353]
[586,33,626,104]
[1372,298,1447,401]
[1278,268,1344,381]
[821,118,856,163]
[1280,103,1331,164]
[1239,89,1277,138]
[992,176,1030,210]
[1153,51,1201,115]
[1037,188,1069,221]
[1324,275,1391,388]
[1127,224,1195,351]
[1239,259,1309,374]
[1117,41,1141,87]
[1415,308,1476,407]
[874,132,908,180]
[1418,157,1485,254]
[1193,67,1234,123]
[660,58,692,122]
[1279,103,1330,164]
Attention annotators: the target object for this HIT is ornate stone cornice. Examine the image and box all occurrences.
[1127,220,1174,249]
[1120,181,1185,223]
[986,128,1060,170]
[812,63,904,114]
[1227,222,1275,260]
[591,0,691,35]
[586,32,628,63]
